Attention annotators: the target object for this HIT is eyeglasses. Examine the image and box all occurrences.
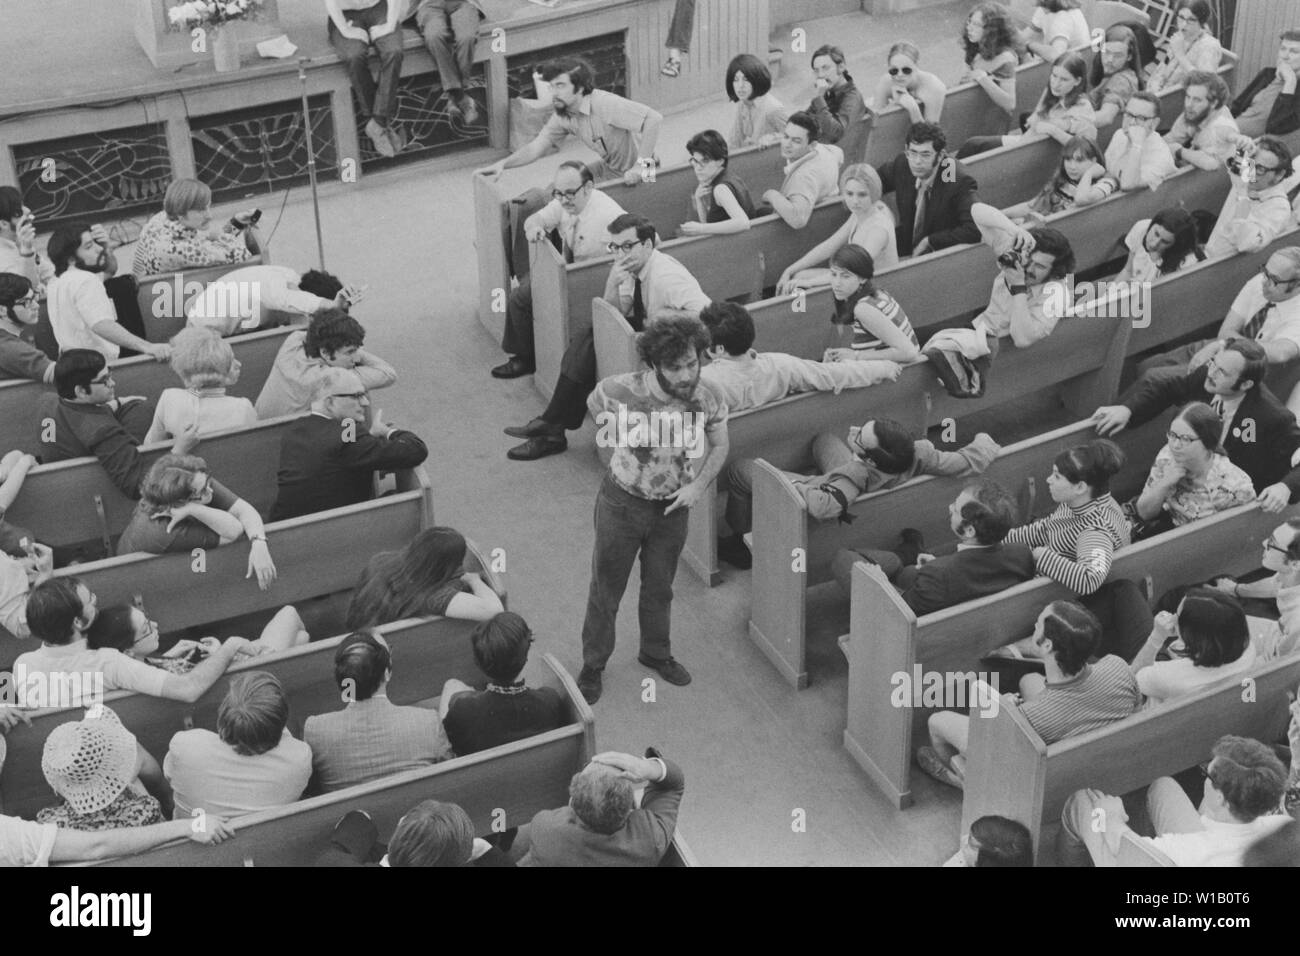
[606,240,645,253]
[134,619,160,646]
[1166,429,1202,447]
[687,155,716,167]
[888,66,914,76]
[1264,535,1290,555]
[330,391,367,400]
[904,148,937,162]
[1176,11,1196,22]
[550,186,586,200]
[14,292,38,307]
[1260,265,1300,286]
[1122,110,1158,122]
[1253,162,1282,175]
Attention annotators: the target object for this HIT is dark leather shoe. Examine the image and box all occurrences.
[491,357,535,379]
[507,434,568,460]
[504,417,554,438]
[638,655,692,686]
[577,667,602,705]
[717,534,752,570]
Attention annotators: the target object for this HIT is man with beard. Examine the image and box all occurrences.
[1164,70,1240,171]
[575,315,728,704]
[45,224,169,362]
[504,213,710,460]
[473,58,663,186]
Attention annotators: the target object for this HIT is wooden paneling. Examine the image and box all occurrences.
[1231,0,1298,89]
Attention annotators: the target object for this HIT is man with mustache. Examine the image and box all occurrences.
[1164,70,1240,171]
[474,58,663,186]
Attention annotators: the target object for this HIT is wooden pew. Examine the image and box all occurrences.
[963,652,1300,863]
[750,415,1173,689]
[136,256,266,343]
[1,542,502,819]
[844,496,1299,810]
[84,653,591,866]
[0,325,297,456]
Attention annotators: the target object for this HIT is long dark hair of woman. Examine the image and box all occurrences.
[346,526,468,628]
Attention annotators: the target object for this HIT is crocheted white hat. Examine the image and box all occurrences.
[40,705,137,815]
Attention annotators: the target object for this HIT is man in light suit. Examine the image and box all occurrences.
[511,748,684,866]
[303,630,452,793]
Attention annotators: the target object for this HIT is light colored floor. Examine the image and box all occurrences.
[64,2,994,865]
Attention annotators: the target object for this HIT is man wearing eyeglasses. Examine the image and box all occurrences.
[504,213,710,461]
[39,349,196,500]
[1093,338,1300,512]
[490,161,626,380]
[1101,91,1177,192]
[1204,135,1297,257]
[1210,518,1300,660]
[0,273,55,383]
[876,122,980,256]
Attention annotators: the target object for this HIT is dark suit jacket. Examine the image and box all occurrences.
[517,757,684,867]
[1123,366,1300,498]
[1230,68,1300,136]
[271,413,429,520]
[900,542,1037,616]
[876,154,981,255]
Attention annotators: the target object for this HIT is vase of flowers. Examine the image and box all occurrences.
[168,0,263,72]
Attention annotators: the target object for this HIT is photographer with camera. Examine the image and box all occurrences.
[1204,135,1297,258]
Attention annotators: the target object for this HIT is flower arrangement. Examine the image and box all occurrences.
[168,0,263,30]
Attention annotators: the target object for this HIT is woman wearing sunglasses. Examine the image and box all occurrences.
[870,41,946,126]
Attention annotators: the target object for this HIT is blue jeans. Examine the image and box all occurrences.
[580,474,689,672]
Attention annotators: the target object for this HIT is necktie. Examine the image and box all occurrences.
[631,277,647,331]
[563,219,578,264]
[1241,301,1274,341]
[1210,395,1224,417]
[913,178,929,247]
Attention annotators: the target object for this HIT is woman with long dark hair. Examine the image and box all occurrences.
[1088,24,1147,128]
[823,243,920,365]
[1148,0,1222,94]
[1115,207,1205,283]
[960,2,1019,116]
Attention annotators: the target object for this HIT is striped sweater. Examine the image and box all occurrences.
[1003,494,1130,595]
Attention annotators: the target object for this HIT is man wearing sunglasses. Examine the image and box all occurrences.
[1204,135,1296,257]
[490,161,626,380]
[39,349,195,500]
[504,213,709,461]
[0,273,55,383]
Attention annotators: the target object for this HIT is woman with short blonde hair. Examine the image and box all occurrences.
[131,177,260,278]
[144,326,256,444]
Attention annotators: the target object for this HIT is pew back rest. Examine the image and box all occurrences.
[137,257,267,344]
[85,653,594,866]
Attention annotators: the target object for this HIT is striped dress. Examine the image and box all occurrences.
[833,287,918,355]
[1003,493,1131,595]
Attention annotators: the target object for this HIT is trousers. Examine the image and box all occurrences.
[328,1,405,122]
[413,0,482,93]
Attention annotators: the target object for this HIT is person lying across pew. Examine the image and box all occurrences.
[165,671,311,820]
[918,601,1141,790]
[37,706,170,830]
[255,306,397,419]
[1113,208,1205,283]
[1098,91,1177,193]
[1126,401,1254,540]
[1128,588,1257,707]
[1088,24,1147,130]
[1203,135,1297,258]
[316,801,513,867]
[697,300,901,413]
[830,478,1036,616]
[14,578,254,706]
[116,453,278,588]
[1165,70,1240,171]
[510,748,685,866]
[439,612,565,757]
[1001,136,1113,222]
[876,122,980,257]
[777,164,899,293]
[346,526,503,629]
[759,113,843,230]
[0,273,54,383]
[39,349,198,500]
[271,368,428,521]
[942,815,1033,867]
[719,419,999,569]
[1210,517,1300,657]
[0,806,233,867]
[678,130,757,237]
[304,629,452,793]
[187,265,362,337]
[1094,340,1300,512]
[144,327,256,444]
[88,603,309,670]
[1058,734,1292,867]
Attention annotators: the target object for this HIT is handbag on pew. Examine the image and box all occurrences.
[922,327,991,399]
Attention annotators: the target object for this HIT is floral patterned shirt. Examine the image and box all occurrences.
[1143,446,1256,526]
[131,211,253,278]
[36,785,165,831]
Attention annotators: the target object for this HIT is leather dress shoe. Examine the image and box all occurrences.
[638,655,692,685]
[577,667,602,705]
[491,357,535,379]
[504,417,554,438]
[507,434,568,460]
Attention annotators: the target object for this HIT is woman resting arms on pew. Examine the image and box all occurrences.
[144,326,257,444]
[725,53,789,150]
[1021,0,1091,62]
[678,130,756,237]
[1114,208,1206,284]
[1088,25,1147,129]
[88,603,309,671]
[114,454,279,591]
[1002,136,1113,221]
[777,165,899,293]
[1128,587,1256,706]
[1147,0,1222,95]
[960,2,1019,116]
[822,244,921,366]
[1127,401,1254,540]
[345,526,504,629]
[871,42,947,125]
